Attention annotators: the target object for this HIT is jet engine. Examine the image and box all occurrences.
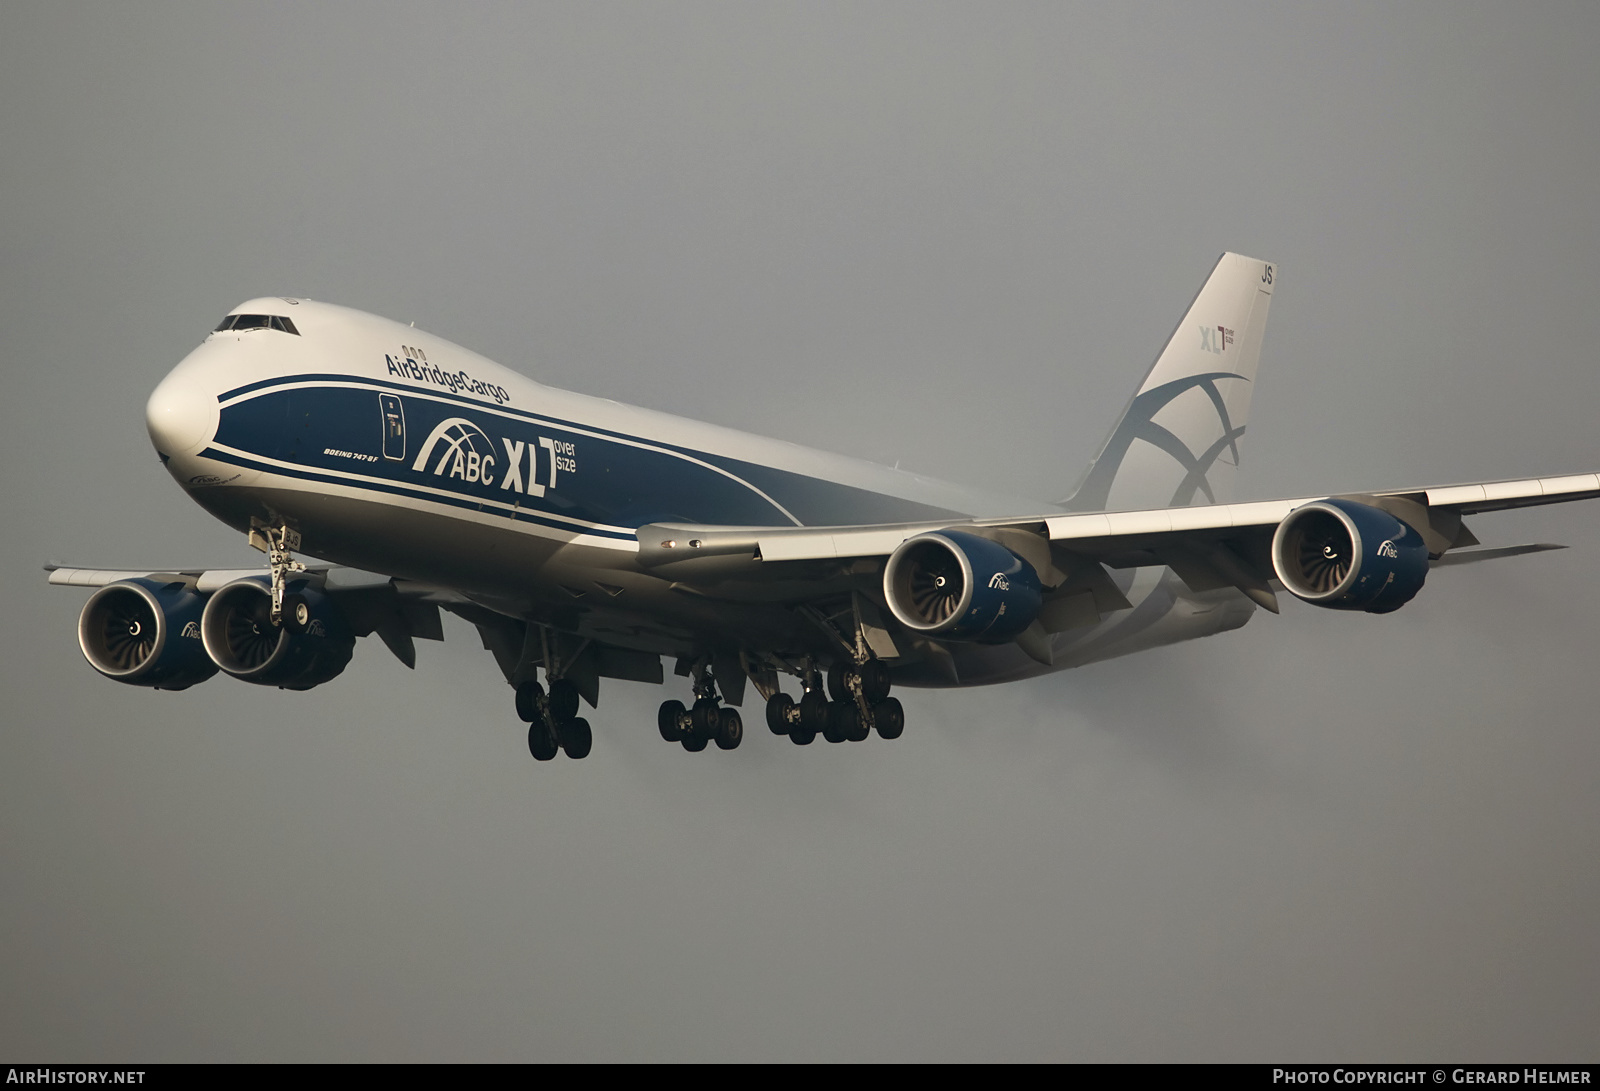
[883,529,1043,642]
[200,577,354,689]
[1271,498,1429,614]
[77,577,219,689]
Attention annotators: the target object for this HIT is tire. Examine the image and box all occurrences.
[280,593,309,634]
[559,717,592,759]
[516,680,545,723]
[682,734,708,752]
[765,693,794,735]
[658,699,686,741]
[858,659,891,702]
[789,725,816,746]
[873,697,905,740]
[527,721,559,760]
[691,698,720,742]
[715,708,743,750]
[823,701,851,743]
[799,691,830,735]
[548,679,581,722]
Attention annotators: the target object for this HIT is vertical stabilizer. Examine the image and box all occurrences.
[1065,252,1276,512]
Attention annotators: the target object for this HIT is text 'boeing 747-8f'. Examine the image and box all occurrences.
[49,254,1595,760]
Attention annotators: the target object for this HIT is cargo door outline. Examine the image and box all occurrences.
[379,394,406,461]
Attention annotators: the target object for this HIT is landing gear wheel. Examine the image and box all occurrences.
[280,593,310,634]
[715,708,743,750]
[766,693,794,735]
[691,698,721,742]
[789,724,816,745]
[873,697,905,740]
[527,721,559,761]
[823,701,852,744]
[658,699,686,742]
[858,659,891,702]
[558,717,592,759]
[516,681,546,723]
[548,679,581,722]
[681,733,708,753]
[799,691,830,736]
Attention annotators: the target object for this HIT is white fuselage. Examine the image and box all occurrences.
[146,298,1254,686]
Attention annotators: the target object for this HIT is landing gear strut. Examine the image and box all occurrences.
[247,521,307,630]
[658,662,742,753]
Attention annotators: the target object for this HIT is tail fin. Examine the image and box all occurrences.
[1064,252,1276,512]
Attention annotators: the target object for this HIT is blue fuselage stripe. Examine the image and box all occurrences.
[207,376,967,532]
[196,446,638,540]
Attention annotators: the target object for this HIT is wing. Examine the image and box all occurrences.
[45,562,660,698]
[637,471,1595,622]
[51,471,1590,691]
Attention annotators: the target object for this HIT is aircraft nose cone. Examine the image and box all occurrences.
[145,367,218,457]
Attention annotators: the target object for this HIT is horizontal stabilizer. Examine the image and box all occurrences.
[1430,543,1566,567]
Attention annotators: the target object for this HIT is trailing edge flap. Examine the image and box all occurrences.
[444,604,524,684]
[1015,621,1053,666]
[440,601,664,690]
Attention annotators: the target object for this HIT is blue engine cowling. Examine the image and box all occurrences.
[883,529,1043,642]
[200,577,355,689]
[77,577,220,690]
[1271,498,1429,614]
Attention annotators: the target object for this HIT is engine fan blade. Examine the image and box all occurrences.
[100,598,157,670]
[225,595,280,669]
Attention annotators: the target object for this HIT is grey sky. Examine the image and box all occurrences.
[3,2,1598,1061]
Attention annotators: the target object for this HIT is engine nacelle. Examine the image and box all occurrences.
[1271,498,1429,614]
[883,529,1043,643]
[200,577,354,689]
[78,578,219,689]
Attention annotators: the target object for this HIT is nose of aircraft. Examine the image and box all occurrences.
[145,365,219,458]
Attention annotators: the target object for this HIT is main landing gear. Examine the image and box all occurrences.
[657,664,743,753]
[765,660,903,746]
[516,677,592,761]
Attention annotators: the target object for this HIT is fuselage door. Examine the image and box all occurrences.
[379,394,406,461]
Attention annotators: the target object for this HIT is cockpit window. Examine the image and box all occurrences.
[214,314,300,335]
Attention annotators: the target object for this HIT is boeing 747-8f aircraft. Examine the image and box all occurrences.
[48,254,1597,760]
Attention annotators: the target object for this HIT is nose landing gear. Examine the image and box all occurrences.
[247,520,307,630]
